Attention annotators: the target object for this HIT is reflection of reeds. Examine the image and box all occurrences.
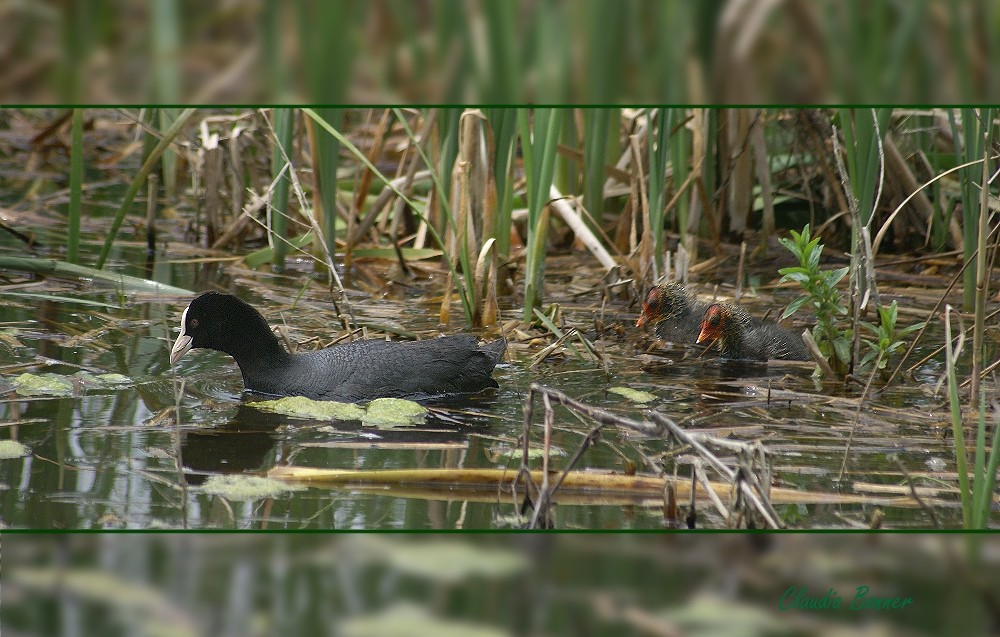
[7,533,1000,635]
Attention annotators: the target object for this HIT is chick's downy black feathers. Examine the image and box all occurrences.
[636,282,709,343]
[696,302,809,362]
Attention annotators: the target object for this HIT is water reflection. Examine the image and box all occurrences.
[179,408,280,484]
[0,265,981,529]
[178,394,498,485]
[3,533,996,637]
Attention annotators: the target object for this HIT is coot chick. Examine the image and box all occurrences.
[169,292,506,402]
[696,302,809,362]
[635,282,709,343]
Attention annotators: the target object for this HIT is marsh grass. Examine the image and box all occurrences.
[17,107,999,469]
[519,108,562,321]
[267,108,295,270]
[95,108,196,269]
[307,107,342,267]
[944,306,1000,530]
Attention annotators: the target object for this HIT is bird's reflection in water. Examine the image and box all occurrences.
[179,390,501,484]
[179,405,281,485]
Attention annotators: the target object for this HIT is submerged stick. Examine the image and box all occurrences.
[265,465,924,506]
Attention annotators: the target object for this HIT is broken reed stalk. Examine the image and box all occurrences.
[548,187,618,272]
[647,412,782,529]
[733,443,778,528]
[693,461,728,521]
[802,329,838,379]
[518,387,543,516]
[265,465,940,507]
[630,133,652,282]
[521,385,606,528]
[895,457,941,529]
[518,383,658,528]
[517,384,782,529]
[214,192,266,249]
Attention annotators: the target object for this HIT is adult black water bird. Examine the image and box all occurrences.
[170,292,506,402]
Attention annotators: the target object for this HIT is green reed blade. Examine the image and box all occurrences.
[648,108,670,276]
[312,107,342,266]
[96,108,195,270]
[582,108,612,227]
[520,108,562,320]
[270,108,296,269]
[485,108,518,261]
[944,309,972,527]
[67,108,84,264]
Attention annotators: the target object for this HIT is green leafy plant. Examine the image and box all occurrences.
[858,301,924,375]
[943,308,1000,529]
[778,224,851,375]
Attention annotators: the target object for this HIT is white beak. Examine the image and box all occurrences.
[169,306,192,365]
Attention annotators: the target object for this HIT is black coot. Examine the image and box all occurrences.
[170,292,506,402]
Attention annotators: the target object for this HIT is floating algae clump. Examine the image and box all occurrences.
[252,396,365,421]
[250,395,426,428]
[201,475,304,501]
[362,397,427,428]
[608,386,657,403]
[80,372,133,386]
[0,440,29,458]
[12,373,74,397]
[11,372,134,397]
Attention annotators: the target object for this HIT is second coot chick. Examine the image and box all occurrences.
[635,282,709,343]
[696,302,809,362]
[169,292,506,402]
